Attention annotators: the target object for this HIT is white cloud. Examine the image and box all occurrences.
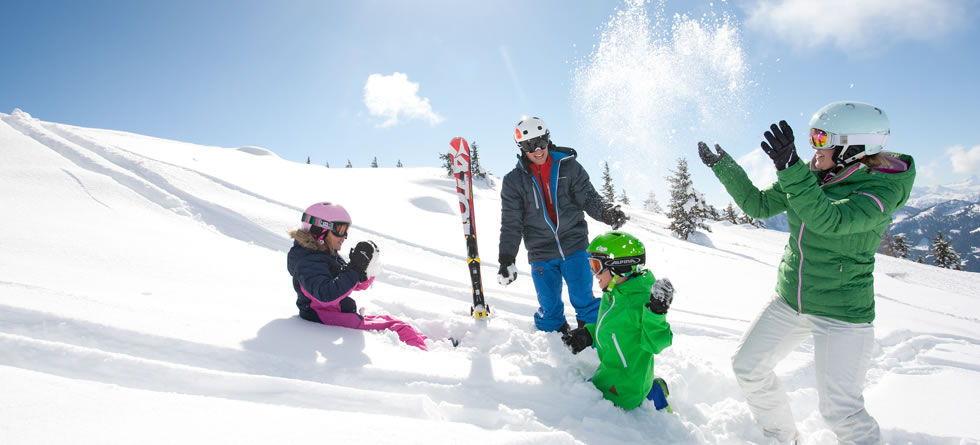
[946,144,980,175]
[363,72,444,128]
[745,0,970,53]
[738,148,778,187]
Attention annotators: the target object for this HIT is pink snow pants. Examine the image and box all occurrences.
[301,277,428,351]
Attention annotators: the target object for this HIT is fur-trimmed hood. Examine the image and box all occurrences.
[288,229,336,255]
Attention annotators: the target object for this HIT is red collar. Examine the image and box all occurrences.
[528,155,552,175]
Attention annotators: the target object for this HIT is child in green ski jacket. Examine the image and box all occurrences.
[562,231,674,411]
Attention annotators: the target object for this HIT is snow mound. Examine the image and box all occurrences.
[235,146,279,157]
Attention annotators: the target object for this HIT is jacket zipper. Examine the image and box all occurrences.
[553,158,565,259]
[611,333,628,368]
[595,294,615,348]
[796,222,805,315]
[530,159,568,260]
[794,163,864,315]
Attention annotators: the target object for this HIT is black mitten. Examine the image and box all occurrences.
[760,120,800,171]
[601,203,628,230]
[561,327,593,354]
[348,241,376,282]
[647,278,674,315]
[697,141,727,168]
[497,254,517,286]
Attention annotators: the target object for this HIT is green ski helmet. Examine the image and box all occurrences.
[808,101,890,165]
[587,231,646,276]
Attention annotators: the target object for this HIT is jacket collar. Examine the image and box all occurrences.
[515,145,577,174]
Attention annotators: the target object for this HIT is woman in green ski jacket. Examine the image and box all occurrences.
[561,231,674,411]
[697,101,914,444]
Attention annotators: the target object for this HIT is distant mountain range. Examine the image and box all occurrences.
[905,176,980,208]
[760,177,980,272]
[890,199,979,272]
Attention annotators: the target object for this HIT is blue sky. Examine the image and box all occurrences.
[3,0,979,206]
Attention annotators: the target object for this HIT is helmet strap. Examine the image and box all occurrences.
[309,225,328,245]
[824,145,866,179]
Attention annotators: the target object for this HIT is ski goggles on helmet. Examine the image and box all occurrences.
[809,128,890,150]
[589,253,645,276]
[302,212,350,238]
[518,135,550,153]
[588,256,607,276]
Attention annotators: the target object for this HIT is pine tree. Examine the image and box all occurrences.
[471,141,487,178]
[666,158,711,239]
[891,234,910,259]
[706,204,721,221]
[306,156,311,164]
[396,159,403,168]
[737,212,764,228]
[439,152,453,176]
[878,231,895,256]
[346,160,353,168]
[325,161,330,168]
[371,157,379,168]
[619,189,630,205]
[598,162,615,203]
[930,230,963,269]
[723,203,738,224]
[642,191,662,213]
[916,255,925,264]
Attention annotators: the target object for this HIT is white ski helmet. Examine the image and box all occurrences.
[514,116,550,150]
[808,101,890,161]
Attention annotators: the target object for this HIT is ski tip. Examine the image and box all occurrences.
[450,137,469,151]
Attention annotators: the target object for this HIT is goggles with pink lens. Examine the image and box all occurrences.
[809,128,889,150]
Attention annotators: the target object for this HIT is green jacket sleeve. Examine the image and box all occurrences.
[711,155,788,219]
[777,161,895,235]
[639,311,672,355]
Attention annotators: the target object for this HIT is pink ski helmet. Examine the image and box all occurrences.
[301,202,352,242]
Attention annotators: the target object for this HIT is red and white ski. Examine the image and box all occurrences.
[450,137,489,319]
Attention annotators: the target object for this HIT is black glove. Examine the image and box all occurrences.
[647,278,673,315]
[348,241,377,282]
[497,254,517,286]
[697,141,727,168]
[561,327,593,354]
[760,120,800,171]
[601,203,628,230]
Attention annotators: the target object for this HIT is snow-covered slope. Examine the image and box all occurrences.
[1,109,978,444]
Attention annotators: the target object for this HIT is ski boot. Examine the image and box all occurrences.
[647,377,673,413]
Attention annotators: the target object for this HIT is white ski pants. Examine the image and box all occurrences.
[732,296,881,445]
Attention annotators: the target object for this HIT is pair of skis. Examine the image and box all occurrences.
[449,137,490,320]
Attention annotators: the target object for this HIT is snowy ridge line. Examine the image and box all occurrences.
[48,122,302,214]
[4,112,289,251]
[0,331,450,420]
[47,118,492,263]
[1,111,187,213]
[35,121,291,252]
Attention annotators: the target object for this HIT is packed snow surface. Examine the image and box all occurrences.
[1,109,978,444]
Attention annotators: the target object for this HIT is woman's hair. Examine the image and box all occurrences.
[860,153,892,169]
[289,228,336,254]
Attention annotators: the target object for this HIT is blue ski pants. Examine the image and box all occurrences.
[530,249,600,331]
